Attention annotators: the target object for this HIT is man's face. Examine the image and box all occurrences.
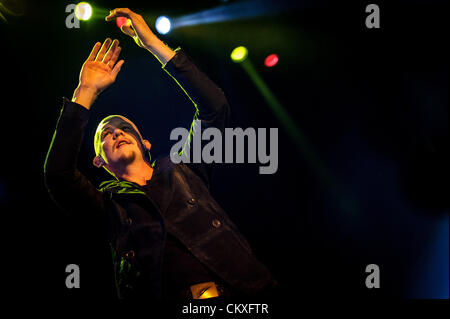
[94,115,147,168]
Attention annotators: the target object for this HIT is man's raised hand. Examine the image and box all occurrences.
[72,38,124,109]
[79,38,124,95]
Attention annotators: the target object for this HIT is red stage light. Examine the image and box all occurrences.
[116,17,130,28]
[264,54,279,67]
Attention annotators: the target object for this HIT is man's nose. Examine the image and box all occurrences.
[113,128,124,138]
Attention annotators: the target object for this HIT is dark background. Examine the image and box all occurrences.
[0,0,448,305]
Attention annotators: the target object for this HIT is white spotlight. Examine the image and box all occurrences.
[155,16,171,34]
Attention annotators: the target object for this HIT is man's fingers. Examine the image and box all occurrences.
[120,24,135,37]
[95,38,112,62]
[111,59,125,79]
[86,42,101,62]
[102,39,119,64]
[105,8,134,21]
[107,46,122,68]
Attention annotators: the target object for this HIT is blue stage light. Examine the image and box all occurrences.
[155,16,171,34]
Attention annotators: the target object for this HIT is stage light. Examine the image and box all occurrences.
[155,16,171,34]
[75,2,92,21]
[264,54,279,67]
[116,17,131,29]
[239,59,357,215]
[231,46,248,63]
[172,0,305,29]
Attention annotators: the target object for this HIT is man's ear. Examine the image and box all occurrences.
[143,140,151,151]
[93,155,106,168]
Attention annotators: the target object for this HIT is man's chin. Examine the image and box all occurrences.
[118,151,137,166]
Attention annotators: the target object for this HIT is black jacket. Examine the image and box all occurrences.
[44,50,277,299]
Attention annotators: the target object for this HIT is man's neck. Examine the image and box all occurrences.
[115,160,154,186]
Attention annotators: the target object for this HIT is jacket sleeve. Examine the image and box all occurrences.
[162,49,231,187]
[44,98,106,216]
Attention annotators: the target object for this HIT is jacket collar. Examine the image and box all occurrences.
[98,156,166,195]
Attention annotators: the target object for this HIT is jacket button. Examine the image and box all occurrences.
[187,198,196,205]
[125,250,135,258]
[212,219,221,228]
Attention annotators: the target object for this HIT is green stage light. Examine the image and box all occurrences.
[239,59,358,215]
[75,2,92,21]
[231,46,248,63]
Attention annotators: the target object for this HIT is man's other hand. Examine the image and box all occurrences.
[72,38,124,109]
[105,8,156,50]
[105,8,175,65]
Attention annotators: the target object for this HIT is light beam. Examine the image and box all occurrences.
[169,0,304,29]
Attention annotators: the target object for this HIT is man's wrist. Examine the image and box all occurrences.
[144,36,176,65]
[72,85,98,110]
[142,34,160,50]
